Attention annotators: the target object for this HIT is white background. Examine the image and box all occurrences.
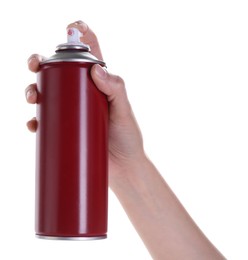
[0,0,247,259]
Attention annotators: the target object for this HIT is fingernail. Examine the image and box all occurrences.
[26,89,33,99]
[95,64,107,79]
[74,20,88,33]
[27,54,37,64]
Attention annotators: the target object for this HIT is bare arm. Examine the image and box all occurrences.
[26,21,225,260]
[110,155,224,259]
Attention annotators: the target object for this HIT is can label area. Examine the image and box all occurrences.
[36,62,108,238]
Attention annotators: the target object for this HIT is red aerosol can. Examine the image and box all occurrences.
[35,28,108,240]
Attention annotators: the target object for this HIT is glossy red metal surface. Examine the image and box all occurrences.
[35,62,108,238]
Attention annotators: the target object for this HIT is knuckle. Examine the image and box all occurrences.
[109,74,127,96]
[114,75,125,88]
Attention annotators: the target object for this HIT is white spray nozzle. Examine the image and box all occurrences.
[56,27,90,52]
[67,28,83,43]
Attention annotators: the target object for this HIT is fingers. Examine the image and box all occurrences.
[67,21,103,61]
[91,64,132,121]
[26,20,103,134]
[25,83,38,104]
[27,54,46,73]
[27,117,38,132]
[25,84,38,132]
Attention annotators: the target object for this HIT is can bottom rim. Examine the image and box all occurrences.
[36,234,107,241]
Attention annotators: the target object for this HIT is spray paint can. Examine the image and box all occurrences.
[35,28,108,240]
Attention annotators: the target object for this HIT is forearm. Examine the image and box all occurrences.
[110,155,225,260]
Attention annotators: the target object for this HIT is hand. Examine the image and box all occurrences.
[25,21,145,187]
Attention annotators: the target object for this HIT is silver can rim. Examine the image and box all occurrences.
[36,234,107,241]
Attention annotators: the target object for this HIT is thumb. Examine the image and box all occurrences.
[91,64,132,121]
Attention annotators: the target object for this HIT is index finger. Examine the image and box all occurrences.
[67,21,103,61]
[27,54,46,73]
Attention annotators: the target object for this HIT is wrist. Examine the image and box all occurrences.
[109,152,153,193]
